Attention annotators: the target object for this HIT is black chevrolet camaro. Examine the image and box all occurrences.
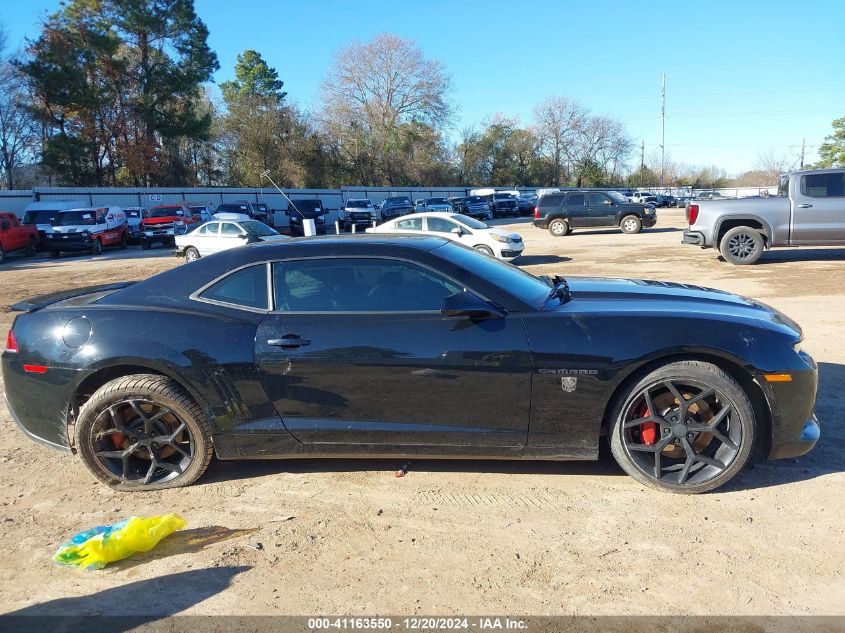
[2,235,819,493]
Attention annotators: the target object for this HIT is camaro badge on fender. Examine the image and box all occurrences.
[561,377,577,392]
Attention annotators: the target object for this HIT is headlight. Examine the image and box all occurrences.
[490,233,509,243]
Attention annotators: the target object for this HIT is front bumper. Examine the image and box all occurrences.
[142,229,176,244]
[642,215,658,227]
[682,230,707,246]
[499,246,524,260]
[45,235,95,252]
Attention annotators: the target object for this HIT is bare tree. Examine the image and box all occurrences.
[753,149,797,184]
[320,33,453,185]
[532,96,586,186]
[0,26,38,189]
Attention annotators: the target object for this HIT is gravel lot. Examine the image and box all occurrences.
[0,209,843,619]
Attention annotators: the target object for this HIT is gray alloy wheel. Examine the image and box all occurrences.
[608,360,754,493]
[548,218,569,237]
[720,226,763,265]
[184,246,200,263]
[620,215,642,234]
[474,244,494,256]
[75,374,213,490]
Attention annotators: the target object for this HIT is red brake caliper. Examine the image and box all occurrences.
[640,406,657,445]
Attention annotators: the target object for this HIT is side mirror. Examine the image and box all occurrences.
[441,291,505,320]
[238,233,249,239]
[451,226,463,236]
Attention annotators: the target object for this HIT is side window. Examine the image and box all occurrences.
[801,173,845,198]
[198,222,219,236]
[567,193,586,206]
[221,223,242,236]
[199,265,268,310]
[273,258,462,312]
[395,217,422,230]
[539,193,564,208]
[588,193,609,206]
[426,217,458,233]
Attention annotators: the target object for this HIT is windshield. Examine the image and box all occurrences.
[189,206,207,213]
[451,214,488,229]
[291,200,321,213]
[149,207,182,218]
[465,196,485,204]
[346,200,371,208]
[426,198,448,205]
[384,197,411,206]
[437,241,550,308]
[607,191,628,203]
[54,210,98,226]
[241,220,279,237]
[23,210,61,224]
[494,194,515,200]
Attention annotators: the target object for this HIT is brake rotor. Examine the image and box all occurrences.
[648,390,715,459]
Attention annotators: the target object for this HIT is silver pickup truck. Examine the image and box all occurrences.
[682,168,845,264]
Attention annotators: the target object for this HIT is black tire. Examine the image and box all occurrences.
[719,226,763,265]
[49,249,60,258]
[0,247,5,264]
[474,244,494,256]
[608,360,755,494]
[119,232,128,249]
[26,239,36,257]
[141,240,152,250]
[548,218,569,237]
[92,238,103,256]
[620,215,643,234]
[75,374,213,491]
[184,246,200,263]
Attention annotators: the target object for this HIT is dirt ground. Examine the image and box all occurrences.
[0,209,843,620]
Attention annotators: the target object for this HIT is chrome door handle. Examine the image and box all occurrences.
[267,335,311,349]
[798,203,813,208]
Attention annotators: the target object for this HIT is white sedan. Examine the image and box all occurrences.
[368,212,525,260]
[174,219,290,262]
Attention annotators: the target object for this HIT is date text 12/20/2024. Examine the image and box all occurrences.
[308,617,528,630]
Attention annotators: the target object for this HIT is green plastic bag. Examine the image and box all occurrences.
[53,513,186,570]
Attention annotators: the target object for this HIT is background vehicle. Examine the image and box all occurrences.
[123,207,148,241]
[187,203,215,224]
[488,193,519,218]
[694,191,728,201]
[0,212,38,264]
[2,236,817,494]
[174,219,291,262]
[379,196,414,221]
[656,195,677,208]
[534,190,657,235]
[216,200,271,224]
[461,196,494,220]
[22,200,86,248]
[45,206,128,256]
[339,199,376,231]
[683,168,845,264]
[422,197,452,213]
[631,192,656,204]
[413,199,425,212]
[448,196,466,213]
[517,193,538,216]
[286,199,327,236]
[140,204,196,250]
[369,212,524,260]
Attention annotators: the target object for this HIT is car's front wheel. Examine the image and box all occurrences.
[720,226,763,265]
[608,360,754,493]
[141,240,152,250]
[75,375,213,490]
[620,215,643,234]
[184,246,200,263]
[548,218,569,237]
[92,238,103,255]
[474,244,494,256]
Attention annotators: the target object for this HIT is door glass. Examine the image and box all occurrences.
[199,265,268,310]
[426,217,458,233]
[395,217,422,230]
[273,258,462,312]
[588,193,609,206]
[567,193,586,206]
[198,222,219,236]
[221,222,242,236]
[801,173,845,198]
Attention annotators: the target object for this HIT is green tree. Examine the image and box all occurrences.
[815,116,845,168]
[221,50,286,103]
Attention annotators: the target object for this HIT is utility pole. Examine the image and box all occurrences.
[660,73,666,188]
[640,140,645,187]
[800,138,806,169]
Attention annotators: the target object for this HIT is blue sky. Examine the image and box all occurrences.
[3,0,844,174]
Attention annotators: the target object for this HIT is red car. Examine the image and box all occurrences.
[0,212,38,264]
[139,204,197,250]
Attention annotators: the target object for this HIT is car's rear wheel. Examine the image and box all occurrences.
[720,226,763,265]
[620,215,642,234]
[75,375,213,491]
[548,218,569,237]
[474,244,494,256]
[184,246,200,262]
[608,360,754,493]
[92,238,103,255]
[26,239,36,257]
[119,232,128,249]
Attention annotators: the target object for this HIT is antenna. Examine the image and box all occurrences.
[660,73,666,188]
[260,170,302,216]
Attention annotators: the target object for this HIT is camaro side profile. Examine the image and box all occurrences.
[2,236,819,493]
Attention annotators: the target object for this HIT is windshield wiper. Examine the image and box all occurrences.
[540,275,572,307]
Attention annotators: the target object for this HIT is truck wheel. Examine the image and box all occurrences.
[0,247,5,264]
[720,226,763,265]
[119,232,128,249]
[74,374,213,490]
[620,215,643,234]
[141,240,152,251]
[92,238,103,256]
[26,239,36,257]
[49,249,60,259]
[548,218,569,237]
[184,247,200,263]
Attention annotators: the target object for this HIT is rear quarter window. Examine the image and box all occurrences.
[539,194,564,208]
[198,265,269,311]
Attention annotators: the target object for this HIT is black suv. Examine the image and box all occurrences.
[216,200,271,224]
[533,190,657,236]
[286,199,327,236]
[380,196,414,221]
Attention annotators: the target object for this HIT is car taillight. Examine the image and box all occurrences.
[533,206,540,219]
[6,329,18,353]
[687,204,699,225]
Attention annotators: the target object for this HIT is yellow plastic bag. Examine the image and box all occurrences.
[53,513,186,570]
